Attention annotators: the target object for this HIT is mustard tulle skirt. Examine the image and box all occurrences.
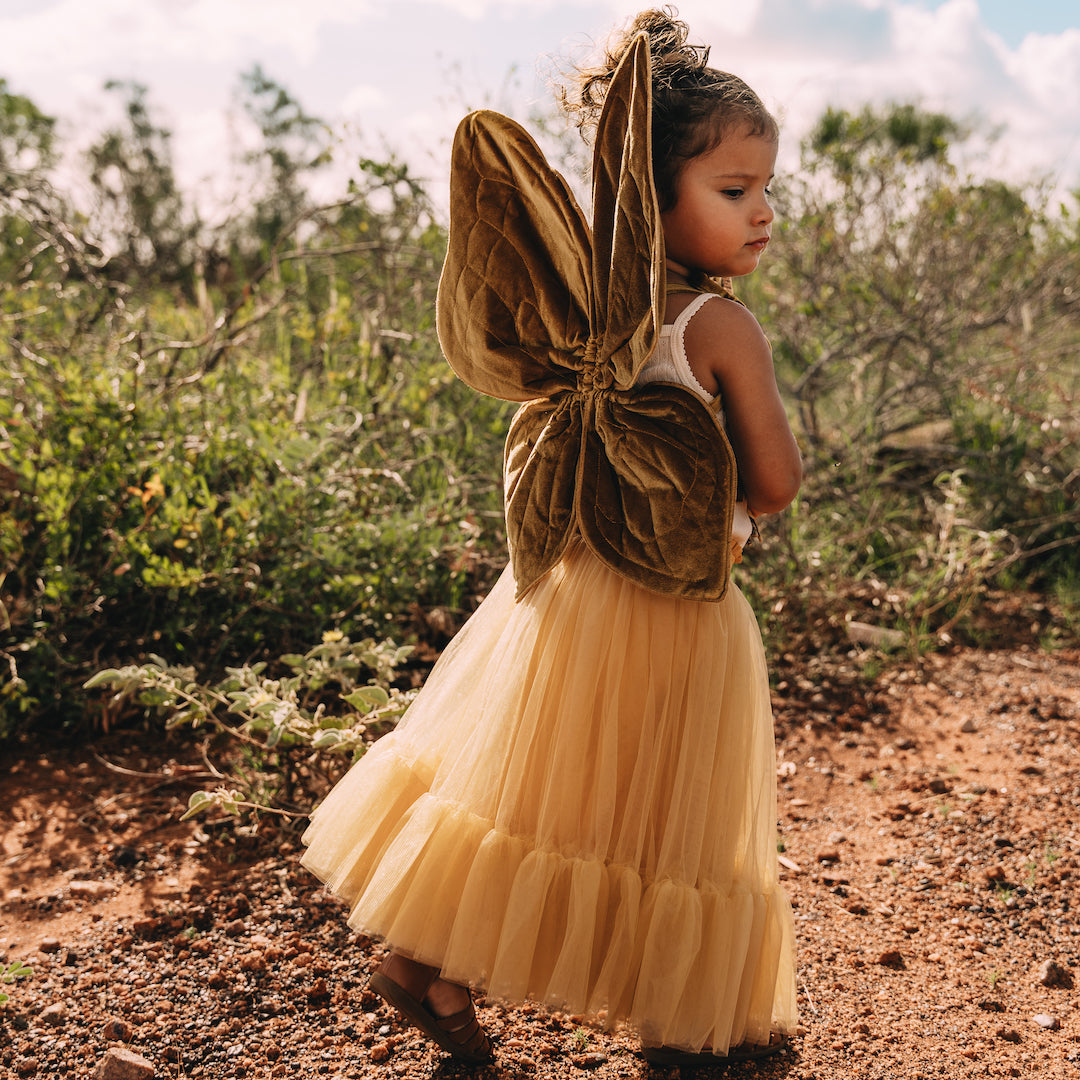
[300,538,797,1053]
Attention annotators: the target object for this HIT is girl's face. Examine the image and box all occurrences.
[660,129,777,280]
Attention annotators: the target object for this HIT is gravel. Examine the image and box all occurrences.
[2,645,1078,1079]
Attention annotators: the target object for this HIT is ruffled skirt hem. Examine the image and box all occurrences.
[301,539,797,1052]
[302,756,795,1052]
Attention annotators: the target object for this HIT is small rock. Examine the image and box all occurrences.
[876,950,904,969]
[70,881,117,900]
[980,865,1008,886]
[995,1028,1022,1044]
[1033,1014,1060,1031]
[816,849,841,864]
[239,951,266,973]
[40,1002,66,1026]
[16,1057,39,1076]
[370,1043,391,1063]
[960,718,978,733]
[846,621,905,649]
[570,1053,608,1069]
[103,1018,133,1042]
[226,893,251,918]
[827,831,847,845]
[39,937,62,954]
[1036,960,1073,988]
[977,1000,1004,1013]
[93,1047,155,1079]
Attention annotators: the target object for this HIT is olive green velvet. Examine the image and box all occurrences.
[437,34,739,601]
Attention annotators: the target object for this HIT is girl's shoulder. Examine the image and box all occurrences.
[677,292,769,353]
[667,294,770,400]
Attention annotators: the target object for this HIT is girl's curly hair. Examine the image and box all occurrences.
[559,7,777,212]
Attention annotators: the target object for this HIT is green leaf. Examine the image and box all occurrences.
[180,791,213,821]
[83,669,123,689]
[343,685,389,710]
[2,960,34,983]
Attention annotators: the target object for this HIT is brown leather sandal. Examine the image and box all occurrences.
[642,1033,789,1066]
[369,956,493,1066]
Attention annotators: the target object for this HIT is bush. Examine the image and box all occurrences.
[85,631,416,819]
[1,158,513,735]
[3,90,1078,743]
[735,105,1080,654]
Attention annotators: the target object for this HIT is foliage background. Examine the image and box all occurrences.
[2,74,1078,749]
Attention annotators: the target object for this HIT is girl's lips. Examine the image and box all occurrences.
[747,237,770,251]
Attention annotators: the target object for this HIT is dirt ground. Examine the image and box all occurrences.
[2,644,1079,1080]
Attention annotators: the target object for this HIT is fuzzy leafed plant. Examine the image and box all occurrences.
[85,631,416,823]
[0,960,33,1006]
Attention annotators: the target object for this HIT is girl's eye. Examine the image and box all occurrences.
[765,187,773,197]
[721,189,744,199]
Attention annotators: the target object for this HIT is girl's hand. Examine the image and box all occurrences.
[682,297,802,514]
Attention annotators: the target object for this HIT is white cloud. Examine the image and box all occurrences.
[1009,28,1080,116]
[1,0,1076,213]
[663,0,1079,196]
[340,85,387,117]
[1,0,378,71]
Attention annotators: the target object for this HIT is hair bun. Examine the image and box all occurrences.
[559,6,712,130]
[625,8,711,88]
[556,6,776,212]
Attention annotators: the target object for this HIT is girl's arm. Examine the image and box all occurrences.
[682,297,802,515]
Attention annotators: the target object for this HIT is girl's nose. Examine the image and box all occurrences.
[755,197,774,226]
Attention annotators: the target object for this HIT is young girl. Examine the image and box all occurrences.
[301,8,801,1067]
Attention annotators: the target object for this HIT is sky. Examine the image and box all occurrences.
[1,0,1078,218]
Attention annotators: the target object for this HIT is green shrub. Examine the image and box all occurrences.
[3,90,1078,743]
[85,631,415,818]
[1,158,512,736]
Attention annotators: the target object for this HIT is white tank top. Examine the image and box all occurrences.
[635,293,754,548]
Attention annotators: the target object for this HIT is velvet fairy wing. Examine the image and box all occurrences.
[579,387,737,599]
[438,109,595,580]
[576,36,738,598]
[589,34,664,389]
[437,110,591,402]
[438,33,739,601]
